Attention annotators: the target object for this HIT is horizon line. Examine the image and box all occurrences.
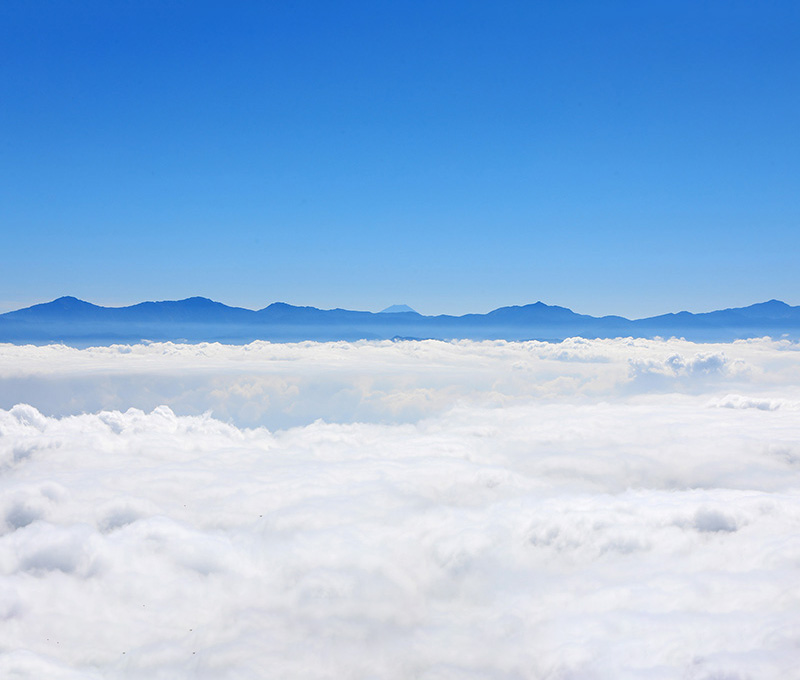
[1,294,793,323]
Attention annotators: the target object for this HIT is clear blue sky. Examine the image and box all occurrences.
[1,1,798,318]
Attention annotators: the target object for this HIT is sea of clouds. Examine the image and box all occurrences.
[1,337,800,679]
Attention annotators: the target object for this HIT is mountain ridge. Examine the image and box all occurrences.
[2,296,799,345]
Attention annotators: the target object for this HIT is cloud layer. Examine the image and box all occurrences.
[2,338,800,678]
[2,337,800,428]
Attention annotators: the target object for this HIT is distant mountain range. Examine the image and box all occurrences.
[1,296,799,346]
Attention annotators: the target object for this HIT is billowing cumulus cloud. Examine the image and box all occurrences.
[1,338,800,678]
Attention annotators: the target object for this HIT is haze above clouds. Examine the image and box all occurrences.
[2,338,800,678]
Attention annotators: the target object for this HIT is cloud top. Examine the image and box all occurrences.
[2,338,800,678]
[2,337,799,428]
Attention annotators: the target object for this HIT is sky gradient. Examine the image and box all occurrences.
[1,1,798,317]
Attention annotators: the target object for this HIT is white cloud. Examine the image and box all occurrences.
[1,337,800,428]
[1,339,800,677]
[710,393,800,411]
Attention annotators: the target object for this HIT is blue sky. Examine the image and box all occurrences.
[1,1,798,317]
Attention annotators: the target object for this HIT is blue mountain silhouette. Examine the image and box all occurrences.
[380,304,418,314]
[1,296,799,345]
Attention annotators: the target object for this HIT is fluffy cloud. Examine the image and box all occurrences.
[1,337,800,428]
[1,339,800,678]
